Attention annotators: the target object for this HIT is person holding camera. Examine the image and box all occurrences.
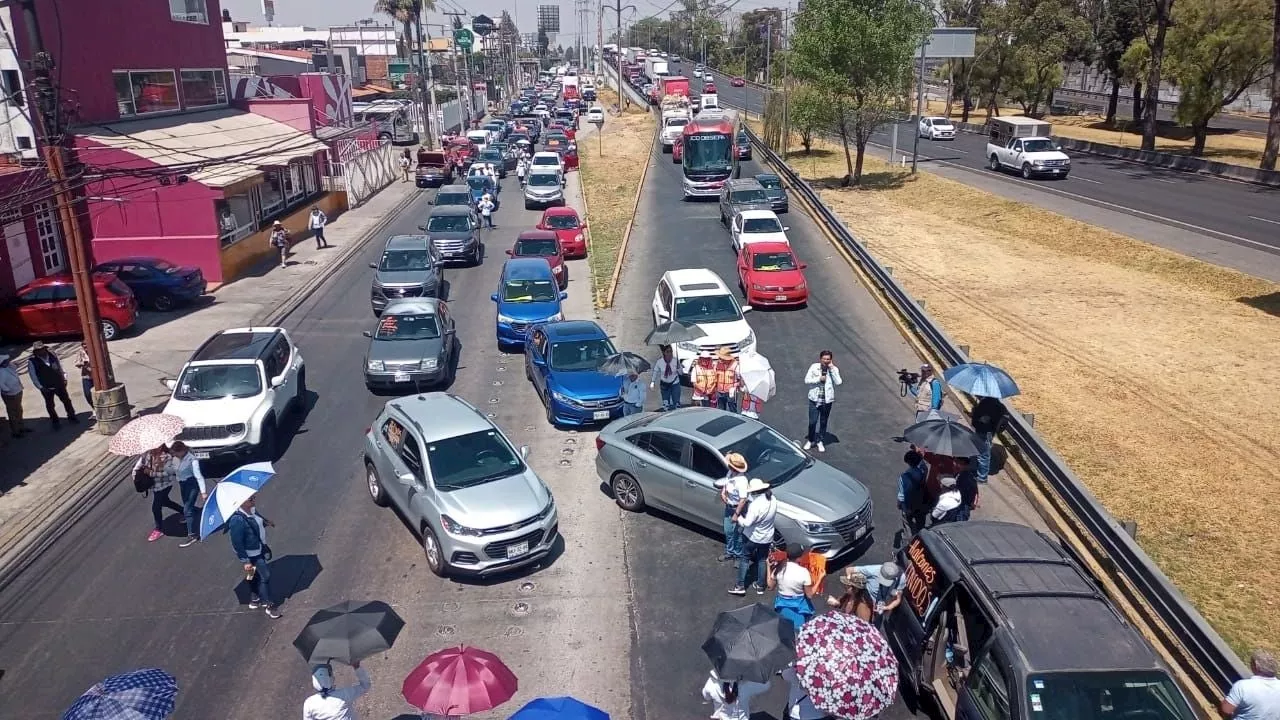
[910,364,943,423]
[802,351,841,453]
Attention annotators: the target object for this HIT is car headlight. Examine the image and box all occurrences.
[1032,159,1045,166]
[677,341,698,353]
[228,423,247,435]
[547,312,564,322]
[752,283,764,291]
[552,265,563,274]
[422,358,439,370]
[497,313,517,324]
[551,390,576,405]
[574,233,584,243]
[742,331,756,348]
[440,514,485,537]
[797,281,807,290]
[1063,158,1071,165]
[367,359,385,372]
[797,520,837,535]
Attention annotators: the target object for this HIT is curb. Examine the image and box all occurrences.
[0,185,422,593]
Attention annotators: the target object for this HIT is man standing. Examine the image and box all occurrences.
[27,342,77,429]
[954,456,980,520]
[1221,649,1280,719]
[802,350,841,452]
[308,206,329,249]
[228,495,282,618]
[897,449,929,536]
[911,364,943,423]
[620,370,646,415]
[169,441,207,548]
[0,352,26,438]
[712,346,741,413]
[399,151,412,182]
[304,663,372,720]
[650,345,681,410]
[970,394,1008,484]
[270,221,290,269]
[478,194,496,228]
[690,353,717,407]
[516,156,527,187]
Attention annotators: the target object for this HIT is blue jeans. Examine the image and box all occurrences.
[658,381,681,410]
[246,555,274,605]
[622,401,642,416]
[975,431,993,483]
[482,213,494,228]
[178,477,201,538]
[715,392,738,413]
[736,541,768,589]
[807,400,833,443]
[150,486,183,531]
[722,506,745,559]
[81,377,94,411]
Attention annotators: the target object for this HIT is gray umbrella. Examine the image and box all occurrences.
[903,417,981,457]
[597,351,651,376]
[644,320,707,346]
[292,600,405,665]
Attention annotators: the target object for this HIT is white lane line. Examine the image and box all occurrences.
[1250,215,1280,226]
[1071,176,1104,185]
[949,148,969,154]
[1156,178,1178,184]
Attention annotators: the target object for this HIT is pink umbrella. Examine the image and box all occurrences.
[795,613,899,720]
[107,413,185,456]
[402,646,518,716]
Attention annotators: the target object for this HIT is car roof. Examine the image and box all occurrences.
[387,393,494,445]
[727,178,765,189]
[190,327,283,362]
[98,256,170,266]
[385,234,430,249]
[755,172,780,180]
[382,298,442,315]
[544,320,606,340]
[24,272,116,287]
[737,209,778,220]
[429,205,472,216]
[517,229,560,241]
[533,151,560,158]
[543,206,578,216]
[643,407,762,447]
[745,241,794,254]
[503,257,556,279]
[437,184,469,192]
[663,268,730,295]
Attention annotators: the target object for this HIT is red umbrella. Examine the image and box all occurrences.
[794,613,899,720]
[401,646,518,716]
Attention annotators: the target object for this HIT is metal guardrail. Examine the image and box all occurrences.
[739,122,1247,709]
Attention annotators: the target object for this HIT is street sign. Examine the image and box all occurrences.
[472,14,495,36]
[454,27,474,50]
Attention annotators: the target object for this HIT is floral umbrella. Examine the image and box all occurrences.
[794,613,898,720]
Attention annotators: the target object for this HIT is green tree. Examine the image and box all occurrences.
[373,0,435,63]
[792,0,931,185]
[1006,0,1092,116]
[788,83,836,153]
[1096,0,1149,124]
[1138,0,1176,151]
[1164,0,1272,155]
[1120,40,1151,124]
[1263,0,1280,170]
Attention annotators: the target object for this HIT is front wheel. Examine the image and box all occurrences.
[294,368,307,414]
[258,421,277,462]
[366,462,389,507]
[421,526,448,577]
[611,471,646,512]
[989,155,1001,171]
[1021,163,1033,179]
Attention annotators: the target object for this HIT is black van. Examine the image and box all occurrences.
[886,521,1196,720]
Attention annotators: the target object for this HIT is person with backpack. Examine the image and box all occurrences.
[270,220,290,268]
[228,494,282,618]
[132,445,182,542]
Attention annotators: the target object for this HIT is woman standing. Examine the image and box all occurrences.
[730,479,776,596]
[169,441,208,548]
[133,446,182,543]
[826,567,876,621]
[650,345,682,410]
[768,544,817,630]
[716,452,750,562]
[691,352,717,407]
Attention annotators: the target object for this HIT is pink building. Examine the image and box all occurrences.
[5,0,344,285]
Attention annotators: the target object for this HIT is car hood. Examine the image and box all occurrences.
[515,253,563,268]
[163,393,264,426]
[773,459,871,522]
[525,184,563,196]
[436,468,550,529]
[1023,150,1070,161]
[427,230,475,242]
[549,370,623,399]
[732,202,772,214]
[367,336,446,363]
[418,166,448,175]
[763,188,786,200]
[741,232,788,245]
[748,268,805,286]
[687,317,751,344]
[498,299,562,320]
[548,227,582,242]
[375,270,433,287]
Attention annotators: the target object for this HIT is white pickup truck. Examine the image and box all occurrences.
[985,117,1070,179]
[660,106,691,152]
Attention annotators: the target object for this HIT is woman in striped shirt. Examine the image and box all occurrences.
[133,446,183,543]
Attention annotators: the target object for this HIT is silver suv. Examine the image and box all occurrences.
[718,178,771,227]
[370,234,444,314]
[523,168,565,209]
[363,393,560,577]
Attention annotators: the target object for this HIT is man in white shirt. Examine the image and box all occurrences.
[731,479,776,596]
[650,345,681,410]
[0,352,26,438]
[308,206,329,249]
[478,195,496,228]
[304,662,372,720]
[620,371,646,415]
[1222,649,1280,720]
[802,350,842,453]
[930,475,965,525]
[715,452,750,562]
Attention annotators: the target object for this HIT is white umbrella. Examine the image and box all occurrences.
[738,351,775,400]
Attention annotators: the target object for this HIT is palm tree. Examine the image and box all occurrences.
[372,0,436,67]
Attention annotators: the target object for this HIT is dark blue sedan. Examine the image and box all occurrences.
[524,320,625,427]
[94,257,206,311]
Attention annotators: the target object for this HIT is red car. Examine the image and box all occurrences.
[736,242,808,308]
[550,121,577,142]
[0,272,138,341]
[704,82,717,93]
[562,145,580,171]
[506,230,569,288]
[730,77,746,87]
[538,206,588,258]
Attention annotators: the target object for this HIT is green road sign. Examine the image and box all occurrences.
[453,28,474,50]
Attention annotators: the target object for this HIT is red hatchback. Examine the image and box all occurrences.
[737,242,809,308]
[0,272,138,341]
[537,207,588,258]
[507,230,569,288]
[704,82,718,94]
[731,77,746,87]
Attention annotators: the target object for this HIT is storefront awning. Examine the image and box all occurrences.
[77,108,329,189]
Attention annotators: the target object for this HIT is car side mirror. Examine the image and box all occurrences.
[505,249,514,256]
[520,445,530,459]
[491,293,499,302]
[397,471,416,485]
[798,263,809,270]
[741,305,753,313]
[369,262,377,269]
[162,378,177,390]
[362,330,373,338]
[271,376,285,388]
[418,224,428,231]
[783,226,791,232]
[559,291,569,300]
[427,199,434,204]
[656,308,670,319]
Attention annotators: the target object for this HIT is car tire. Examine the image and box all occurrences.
[101,319,120,341]
[151,293,176,312]
[294,368,307,414]
[421,525,448,577]
[1021,163,1033,179]
[366,461,389,507]
[258,420,277,462]
[545,398,558,427]
[611,471,646,512]
[989,155,1001,171]
[525,201,534,210]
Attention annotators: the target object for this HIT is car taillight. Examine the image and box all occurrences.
[595,436,605,451]
[113,295,129,308]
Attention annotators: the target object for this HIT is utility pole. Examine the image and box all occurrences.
[416,10,438,149]
[444,11,476,127]
[597,4,603,74]
[911,34,928,173]
[16,0,124,432]
[764,20,771,86]
[610,0,636,109]
[780,7,790,159]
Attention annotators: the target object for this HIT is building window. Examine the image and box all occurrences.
[114,70,180,117]
[169,0,209,24]
[16,136,31,150]
[257,172,285,218]
[302,160,318,194]
[1,207,21,225]
[215,194,255,247]
[284,163,307,201]
[180,69,227,109]
[32,200,64,273]
[1,69,23,107]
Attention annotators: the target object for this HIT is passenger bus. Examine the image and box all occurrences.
[672,108,740,198]
[353,100,418,144]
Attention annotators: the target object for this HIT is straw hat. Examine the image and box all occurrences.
[746,478,771,493]
[836,566,868,589]
[716,345,734,361]
[724,452,748,473]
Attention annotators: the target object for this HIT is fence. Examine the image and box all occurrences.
[322,139,398,207]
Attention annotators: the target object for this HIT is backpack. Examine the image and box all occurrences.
[133,466,156,495]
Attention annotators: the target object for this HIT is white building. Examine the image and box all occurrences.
[0,4,36,161]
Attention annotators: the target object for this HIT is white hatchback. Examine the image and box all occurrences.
[730,210,790,254]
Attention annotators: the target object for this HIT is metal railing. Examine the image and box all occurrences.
[739,122,1247,710]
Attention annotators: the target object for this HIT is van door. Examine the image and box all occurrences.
[957,644,1014,720]
[888,536,946,692]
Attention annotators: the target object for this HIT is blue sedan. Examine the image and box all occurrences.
[94,256,206,311]
[524,320,625,427]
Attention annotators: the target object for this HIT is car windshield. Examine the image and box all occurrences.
[467,177,491,190]
[720,426,809,486]
[480,150,502,161]
[674,294,741,323]
[515,238,558,256]
[502,278,557,302]
[174,364,262,401]
[1025,671,1195,720]
[756,176,781,189]
[426,429,524,490]
[533,156,559,166]
[732,189,768,204]
[374,313,441,340]
[437,192,469,205]
[529,173,560,187]
[427,215,471,232]
[684,134,732,172]
[379,248,432,271]
[665,118,689,128]
[743,217,782,233]
[543,214,579,229]
[930,118,951,126]
[752,251,797,271]
[549,338,616,371]
[1023,139,1058,152]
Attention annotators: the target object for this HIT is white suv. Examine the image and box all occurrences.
[163,327,306,462]
[652,268,756,375]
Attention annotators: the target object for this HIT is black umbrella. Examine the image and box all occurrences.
[701,603,797,684]
[644,320,707,346]
[597,351,651,376]
[293,600,405,665]
[903,417,981,457]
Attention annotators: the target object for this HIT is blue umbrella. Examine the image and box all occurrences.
[509,696,610,720]
[199,462,275,539]
[63,667,177,720]
[943,362,1020,398]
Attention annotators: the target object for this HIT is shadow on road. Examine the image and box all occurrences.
[231,553,323,606]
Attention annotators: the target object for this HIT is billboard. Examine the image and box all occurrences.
[537,4,560,33]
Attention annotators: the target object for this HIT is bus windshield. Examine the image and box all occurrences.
[683,133,732,174]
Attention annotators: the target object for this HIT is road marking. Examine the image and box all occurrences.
[1071,176,1104,185]
[1250,215,1280,226]
[1156,178,1178,184]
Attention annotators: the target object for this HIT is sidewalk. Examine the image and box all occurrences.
[0,181,419,568]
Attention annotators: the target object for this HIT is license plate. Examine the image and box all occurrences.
[854,527,866,539]
[593,410,611,420]
[394,372,410,382]
[193,451,210,460]
[774,294,788,301]
[506,541,529,559]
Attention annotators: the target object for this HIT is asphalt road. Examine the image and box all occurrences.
[675,62,1280,256]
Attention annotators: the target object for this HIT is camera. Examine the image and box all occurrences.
[897,368,919,397]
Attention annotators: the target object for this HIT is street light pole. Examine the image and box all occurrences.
[417,11,438,149]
